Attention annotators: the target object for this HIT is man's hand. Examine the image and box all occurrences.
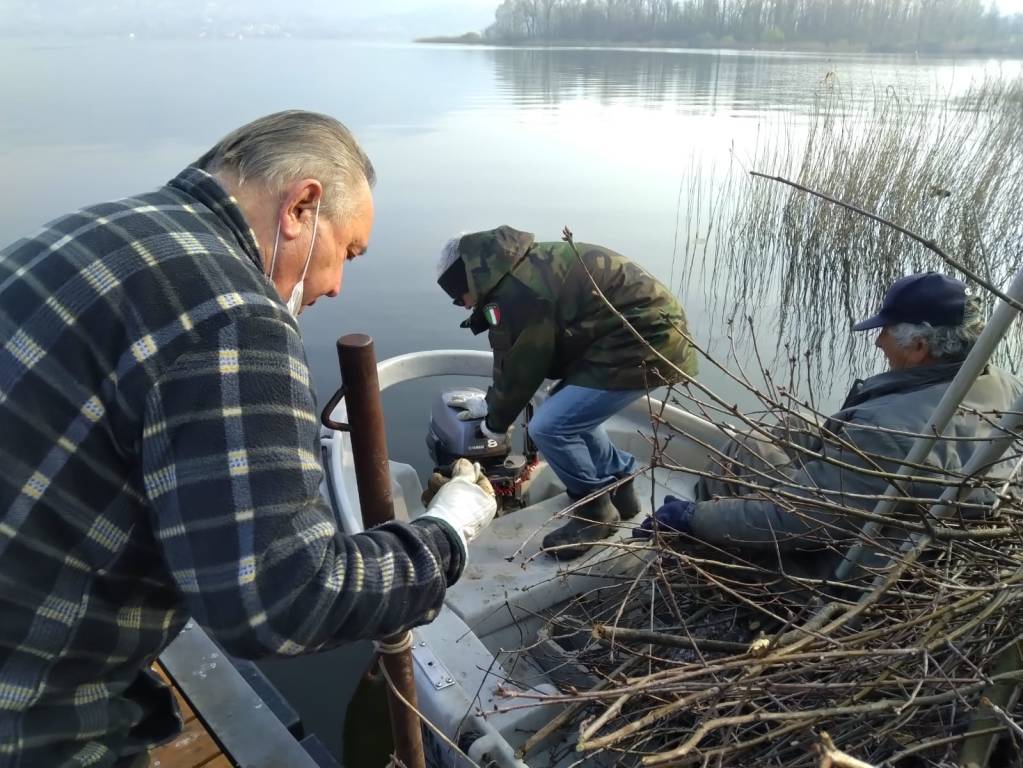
[479,420,508,443]
[633,495,695,538]
[420,470,451,506]
[420,459,497,554]
[443,390,488,421]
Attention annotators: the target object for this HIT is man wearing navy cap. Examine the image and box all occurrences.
[640,272,1023,581]
[854,272,974,370]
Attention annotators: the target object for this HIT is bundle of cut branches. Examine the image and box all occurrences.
[501,383,1023,766]
[497,213,1023,765]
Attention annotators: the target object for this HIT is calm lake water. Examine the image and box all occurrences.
[1,38,1018,761]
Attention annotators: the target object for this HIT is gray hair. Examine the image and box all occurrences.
[194,110,376,222]
[888,295,986,362]
[437,237,463,279]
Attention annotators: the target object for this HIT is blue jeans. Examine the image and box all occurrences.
[528,385,645,497]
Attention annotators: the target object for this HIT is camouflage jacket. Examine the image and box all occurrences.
[458,227,698,433]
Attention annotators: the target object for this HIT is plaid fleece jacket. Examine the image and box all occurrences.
[0,168,464,767]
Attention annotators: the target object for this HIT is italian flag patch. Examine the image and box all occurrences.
[484,303,501,326]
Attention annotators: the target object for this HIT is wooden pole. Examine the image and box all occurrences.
[336,333,426,768]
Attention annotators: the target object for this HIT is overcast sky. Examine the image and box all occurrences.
[262,0,1023,19]
[0,0,1020,40]
[307,0,1023,14]
[0,0,499,38]
[328,0,1023,18]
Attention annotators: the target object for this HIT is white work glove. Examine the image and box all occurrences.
[420,458,497,555]
[479,420,507,442]
[443,389,489,421]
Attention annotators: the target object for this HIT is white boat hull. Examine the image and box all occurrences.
[320,350,728,766]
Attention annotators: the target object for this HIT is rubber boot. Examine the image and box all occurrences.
[542,491,620,561]
[610,476,642,520]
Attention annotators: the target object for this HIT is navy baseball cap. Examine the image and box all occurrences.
[853,272,966,331]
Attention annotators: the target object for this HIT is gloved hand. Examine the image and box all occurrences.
[633,495,696,538]
[479,420,508,443]
[443,389,488,421]
[420,458,497,554]
[420,470,450,507]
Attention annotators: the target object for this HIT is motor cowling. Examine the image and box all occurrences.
[426,387,535,511]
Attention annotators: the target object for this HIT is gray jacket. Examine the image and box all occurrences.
[691,363,1023,576]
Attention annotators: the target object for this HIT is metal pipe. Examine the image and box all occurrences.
[867,387,1023,585]
[336,333,426,768]
[835,267,1023,580]
[924,396,1023,522]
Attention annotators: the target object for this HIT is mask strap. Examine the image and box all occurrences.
[296,198,321,285]
[267,220,282,278]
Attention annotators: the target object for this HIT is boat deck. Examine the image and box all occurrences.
[150,663,231,768]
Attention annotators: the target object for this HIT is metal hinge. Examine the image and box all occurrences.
[412,637,456,691]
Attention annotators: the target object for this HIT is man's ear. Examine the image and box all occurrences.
[279,178,323,241]
[911,337,931,365]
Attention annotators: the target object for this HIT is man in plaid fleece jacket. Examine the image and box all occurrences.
[0,111,496,767]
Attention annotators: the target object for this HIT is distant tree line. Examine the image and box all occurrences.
[485,0,1023,53]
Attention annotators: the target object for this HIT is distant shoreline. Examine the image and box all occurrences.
[415,35,1023,58]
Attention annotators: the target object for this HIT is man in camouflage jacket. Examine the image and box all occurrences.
[437,226,697,559]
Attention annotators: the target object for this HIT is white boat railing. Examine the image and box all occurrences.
[320,350,495,536]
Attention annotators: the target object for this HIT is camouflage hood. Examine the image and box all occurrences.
[458,226,535,306]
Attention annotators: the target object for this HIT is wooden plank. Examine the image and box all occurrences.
[149,716,222,768]
[198,756,233,768]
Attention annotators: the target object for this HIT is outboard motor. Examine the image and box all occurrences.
[426,387,536,511]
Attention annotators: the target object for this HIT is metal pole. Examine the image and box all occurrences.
[855,386,1023,595]
[336,333,426,768]
[835,267,1023,580]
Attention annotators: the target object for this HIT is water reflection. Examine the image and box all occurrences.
[491,47,732,113]
[486,46,1012,116]
[3,40,1011,417]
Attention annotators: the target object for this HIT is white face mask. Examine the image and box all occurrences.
[267,199,321,319]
